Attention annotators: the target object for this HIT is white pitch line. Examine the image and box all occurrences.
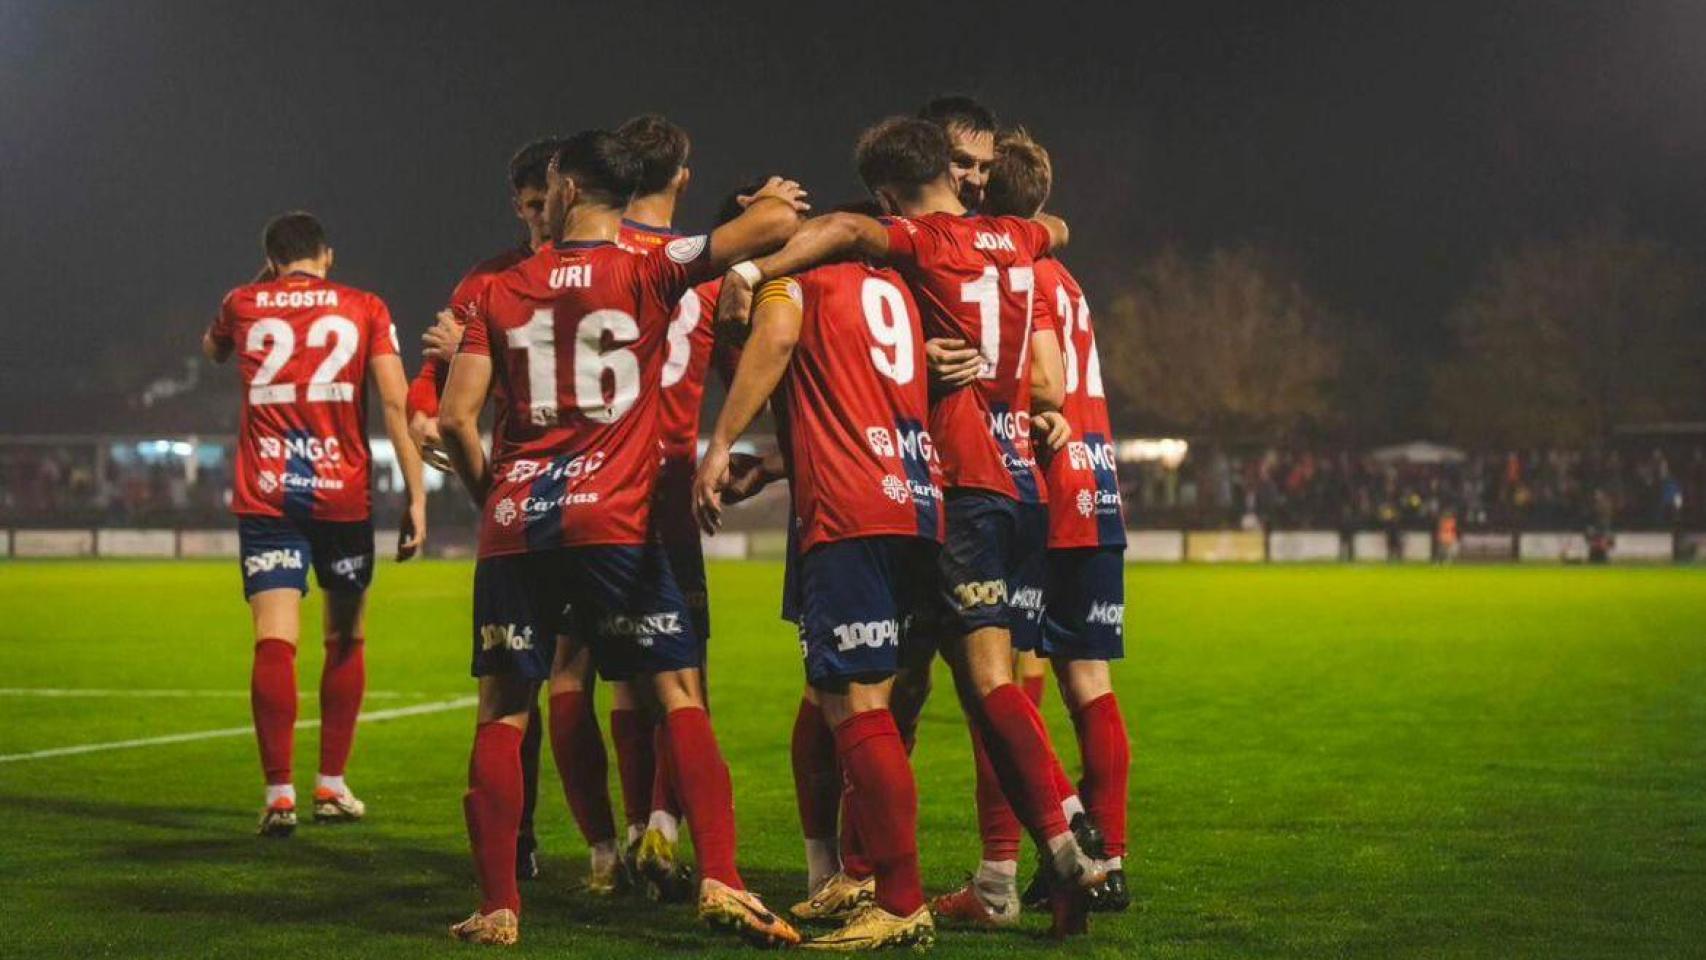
[0,688,422,699]
[0,695,477,764]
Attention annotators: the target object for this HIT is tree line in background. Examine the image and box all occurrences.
[1097,224,1706,447]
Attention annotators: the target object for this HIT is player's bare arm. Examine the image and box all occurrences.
[1035,211,1069,252]
[715,212,889,326]
[371,354,428,559]
[438,351,494,507]
[1028,329,1071,450]
[704,178,810,273]
[422,308,465,363]
[925,338,984,388]
[693,280,803,534]
[202,327,233,364]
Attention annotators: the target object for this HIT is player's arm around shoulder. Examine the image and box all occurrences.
[717,211,889,328]
[694,277,803,536]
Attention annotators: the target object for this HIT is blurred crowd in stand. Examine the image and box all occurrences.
[4,439,1704,534]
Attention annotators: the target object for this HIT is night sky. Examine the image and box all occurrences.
[3,0,1704,429]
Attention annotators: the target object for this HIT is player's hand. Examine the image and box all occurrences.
[397,498,426,562]
[409,412,453,472]
[926,338,984,388]
[716,269,756,328]
[743,175,811,214]
[1032,410,1072,452]
[722,451,780,506]
[693,444,733,535]
[422,309,465,363]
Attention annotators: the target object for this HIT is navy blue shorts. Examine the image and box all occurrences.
[653,464,710,644]
[780,516,803,625]
[1041,546,1126,660]
[797,536,937,687]
[238,515,373,598]
[471,542,699,682]
[1007,502,1050,653]
[935,490,1042,639]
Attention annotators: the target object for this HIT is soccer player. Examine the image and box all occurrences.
[715,116,1104,937]
[202,211,426,836]
[917,96,997,212]
[407,137,563,882]
[981,129,1133,913]
[693,242,945,949]
[436,130,805,946]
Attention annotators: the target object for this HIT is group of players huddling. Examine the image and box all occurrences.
[204,96,1132,951]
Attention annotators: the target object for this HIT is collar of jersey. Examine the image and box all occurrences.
[555,239,613,250]
[620,218,679,237]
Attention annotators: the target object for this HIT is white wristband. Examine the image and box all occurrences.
[731,261,763,287]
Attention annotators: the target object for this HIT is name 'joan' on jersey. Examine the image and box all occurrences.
[459,235,716,558]
[209,272,399,521]
[880,212,1053,504]
[768,262,946,552]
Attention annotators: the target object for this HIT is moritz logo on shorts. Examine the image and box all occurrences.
[601,612,683,641]
[1086,602,1125,627]
[244,549,303,577]
[480,623,535,652]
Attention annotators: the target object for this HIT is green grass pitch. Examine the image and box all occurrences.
[2,561,1704,958]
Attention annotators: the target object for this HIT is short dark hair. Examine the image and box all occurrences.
[715,180,771,226]
[983,128,1053,218]
[917,95,998,136]
[509,137,560,194]
[553,130,641,208]
[262,211,327,265]
[854,117,951,198]
[616,114,691,196]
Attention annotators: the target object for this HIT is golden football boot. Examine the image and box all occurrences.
[802,904,935,952]
[698,878,803,947]
[791,870,876,922]
[448,908,519,946]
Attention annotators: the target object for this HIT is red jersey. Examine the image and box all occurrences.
[406,245,531,419]
[771,263,946,552]
[1036,259,1126,549]
[209,272,400,521]
[460,236,716,558]
[620,220,719,466]
[881,212,1053,503]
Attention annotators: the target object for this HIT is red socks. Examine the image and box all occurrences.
[790,697,840,841]
[251,639,297,787]
[663,706,741,888]
[968,721,1023,861]
[977,683,1070,847]
[834,710,923,917]
[610,707,654,831]
[1073,693,1131,858]
[1021,672,1046,706]
[465,721,525,914]
[547,691,616,845]
[650,722,682,821]
[317,637,364,778]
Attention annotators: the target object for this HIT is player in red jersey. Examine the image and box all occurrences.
[716,117,1106,938]
[202,212,426,837]
[406,138,562,883]
[918,96,997,212]
[694,250,945,949]
[958,130,1133,917]
[436,130,805,947]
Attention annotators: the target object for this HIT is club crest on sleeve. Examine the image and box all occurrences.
[665,235,707,264]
